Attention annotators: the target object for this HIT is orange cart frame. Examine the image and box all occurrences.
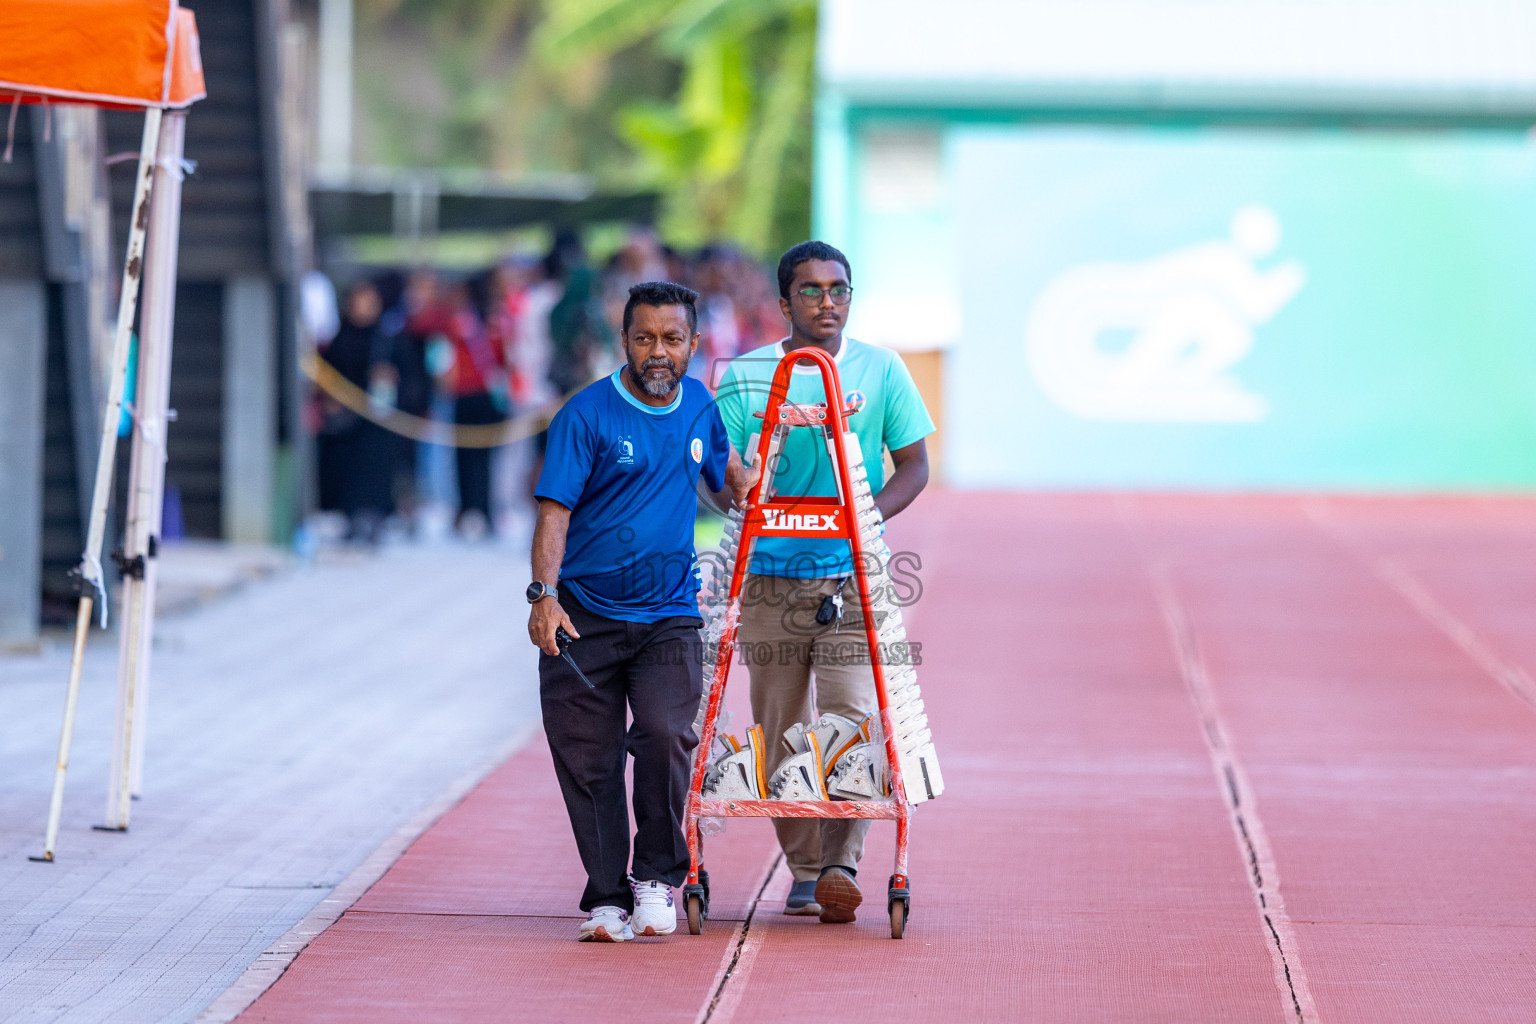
[683,345,912,939]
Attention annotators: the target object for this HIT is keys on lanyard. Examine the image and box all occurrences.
[815,578,848,628]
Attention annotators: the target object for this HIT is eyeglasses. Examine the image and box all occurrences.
[794,285,853,306]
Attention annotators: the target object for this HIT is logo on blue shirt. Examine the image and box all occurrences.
[534,373,731,623]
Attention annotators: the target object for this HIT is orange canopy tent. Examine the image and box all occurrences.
[0,0,205,109]
[4,0,206,861]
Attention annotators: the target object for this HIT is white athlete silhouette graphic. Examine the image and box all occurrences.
[1024,205,1305,422]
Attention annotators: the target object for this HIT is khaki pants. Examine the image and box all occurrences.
[739,574,875,882]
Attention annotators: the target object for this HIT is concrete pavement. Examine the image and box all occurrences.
[0,539,540,1024]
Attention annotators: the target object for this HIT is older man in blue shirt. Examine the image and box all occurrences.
[528,281,755,942]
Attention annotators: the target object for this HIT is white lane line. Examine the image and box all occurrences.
[192,723,538,1024]
[1148,561,1322,1024]
[693,851,790,1024]
[1304,500,1536,712]
[1373,557,1536,710]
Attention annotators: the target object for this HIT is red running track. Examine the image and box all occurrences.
[234,493,1536,1024]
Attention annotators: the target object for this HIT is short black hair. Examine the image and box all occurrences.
[777,241,852,299]
[623,281,700,335]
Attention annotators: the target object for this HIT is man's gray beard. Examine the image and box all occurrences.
[635,358,686,397]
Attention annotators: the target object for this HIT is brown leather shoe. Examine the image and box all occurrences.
[814,866,862,924]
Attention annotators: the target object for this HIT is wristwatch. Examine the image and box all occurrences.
[526,581,558,604]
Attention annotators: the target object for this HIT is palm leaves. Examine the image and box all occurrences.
[353,0,816,255]
[537,0,816,253]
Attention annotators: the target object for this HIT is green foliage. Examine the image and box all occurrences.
[538,0,816,253]
[355,0,651,175]
[353,0,815,256]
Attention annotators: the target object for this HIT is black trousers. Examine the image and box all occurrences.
[539,589,704,913]
[454,392,502,522]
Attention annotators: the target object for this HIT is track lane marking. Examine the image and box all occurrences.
[693,850,788,1024]
[1305,499,1536,713]
[1147,563,1321,1024]
[1371,557,1536,711]
[1120,498,1321,1023]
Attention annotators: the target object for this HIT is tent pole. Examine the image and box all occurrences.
[32,598,94,862]
[33,107,161,860]
[107,110,187,830]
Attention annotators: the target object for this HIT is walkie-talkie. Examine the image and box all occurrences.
[555,627,595,689]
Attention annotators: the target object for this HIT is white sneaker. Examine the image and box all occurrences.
[630,879,677,937]
[579,906,632,942]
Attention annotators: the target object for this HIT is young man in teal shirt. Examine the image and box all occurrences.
[714,241,935,923]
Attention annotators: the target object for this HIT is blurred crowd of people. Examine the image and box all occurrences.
[305,228,786,545]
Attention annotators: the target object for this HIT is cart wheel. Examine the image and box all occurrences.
[887,874,910,940]
[686,893,705,935]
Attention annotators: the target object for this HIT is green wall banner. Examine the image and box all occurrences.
[950,126,1536,489]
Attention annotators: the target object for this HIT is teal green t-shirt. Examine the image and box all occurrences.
[715,338,935,578]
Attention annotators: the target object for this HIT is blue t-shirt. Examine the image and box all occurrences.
[535,370,730,623]
[715,338,935,578]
